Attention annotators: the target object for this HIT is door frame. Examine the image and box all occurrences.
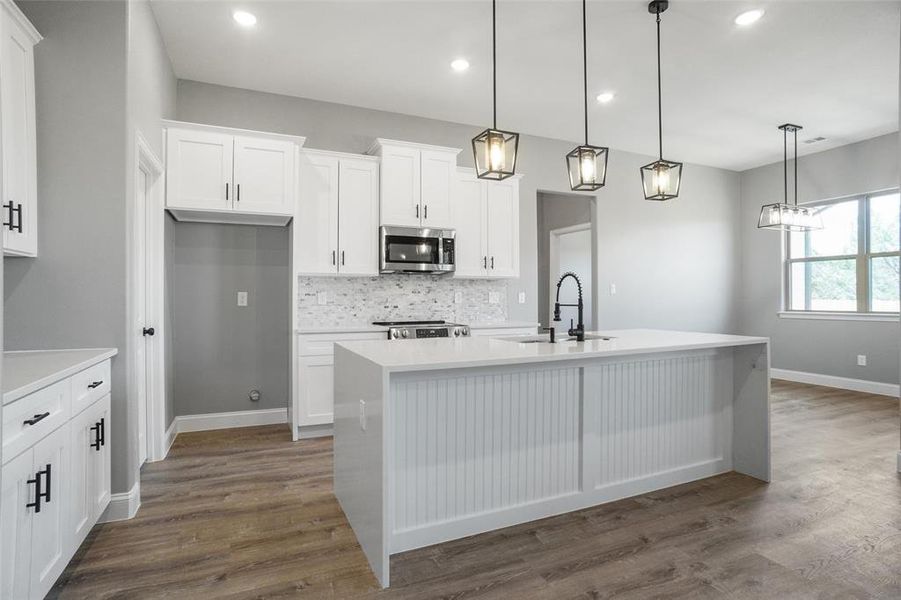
[548,222,595,329]
[132,131,167,464]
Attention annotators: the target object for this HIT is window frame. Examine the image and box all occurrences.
[783,190,900,316]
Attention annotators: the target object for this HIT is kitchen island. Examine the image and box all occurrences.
[333,329,770,587]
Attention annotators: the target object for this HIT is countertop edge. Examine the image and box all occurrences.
[3,348,119,405]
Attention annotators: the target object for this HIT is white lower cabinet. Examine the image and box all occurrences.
[0,359,112,600]
[295,332,386,435]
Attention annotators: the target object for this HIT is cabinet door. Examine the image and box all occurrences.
[29,424,69,600]
[486,178,520,278]
[296,153,339,274]
[452,170,488,278]
[297,356,335,426]
[419,149,456,227]
[69,407,96,549]
[1,7,38,257]
[233,136,296,215]
[166,128,233,211]
[338,159,379,276]
[379,145,421,227]
[89,396,112,520]
[0,450,34,600]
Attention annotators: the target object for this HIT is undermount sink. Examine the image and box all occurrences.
[495,333,615,344]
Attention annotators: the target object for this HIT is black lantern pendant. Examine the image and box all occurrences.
[640,0,682,201]
[566,0,608,191]
[757,124,823,231]
[472,0,519,180]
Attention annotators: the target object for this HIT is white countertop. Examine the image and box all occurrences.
[336,329,769,372]
[296,321,538,335]
[3,348,118,405]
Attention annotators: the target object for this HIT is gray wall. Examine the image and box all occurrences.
[537,192,594,328]
[168,222,290,417]
[4,1,132,491]
[739,133,900,384]
[177,80,744,335]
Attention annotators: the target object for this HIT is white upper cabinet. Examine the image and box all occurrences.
[1,1,41,257]
[296,150,379,276]
[164,121,304,226]
[452,168,521,279]
[166,128,234,211]
[233,136,296,214]
[369,139,460,228]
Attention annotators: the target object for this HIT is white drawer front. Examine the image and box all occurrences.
[2,380,70,465]
[70,360,111,416]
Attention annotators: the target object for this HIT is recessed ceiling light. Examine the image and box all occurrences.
[734,9,764,26]
[233,10,257,27]
[596,91,615,104]
[451,58,470,72]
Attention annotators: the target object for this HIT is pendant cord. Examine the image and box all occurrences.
[582,0,588,145]
[793,127,798,206]
[492,0,497,130]
[656,8,663,160]
[783,126,788,206]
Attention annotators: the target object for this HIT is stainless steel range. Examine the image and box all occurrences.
[372,320,470,340]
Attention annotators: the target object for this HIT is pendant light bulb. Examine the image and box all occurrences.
[488,133,506,172]
[565,0,608,192]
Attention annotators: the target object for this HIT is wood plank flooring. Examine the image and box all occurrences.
[50,380,901,599]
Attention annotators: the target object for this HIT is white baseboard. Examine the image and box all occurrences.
[897,451,901,474]
[771,368,900,398]
[174,407,288,434]
[163,419,177,456]
[99,480,141,523]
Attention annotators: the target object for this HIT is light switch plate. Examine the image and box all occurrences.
[359,399,367,431]
[518,292,526,304]
[857,354,867,366]
[317,292,327,306]
[237,291,248,306]
[609,284,617,295]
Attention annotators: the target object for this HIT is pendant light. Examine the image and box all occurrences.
[472,0,519,180]
[757,124,823,231]
[566,0,608,191]
[640,0,682,201]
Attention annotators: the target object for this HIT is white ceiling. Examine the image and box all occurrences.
[150,0,900,171]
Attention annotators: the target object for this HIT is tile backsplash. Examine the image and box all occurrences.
[298,276,508,327]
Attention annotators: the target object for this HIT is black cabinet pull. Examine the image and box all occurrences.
[483,256,487,269]
[237,183,241,202]
[90,423,101,450]
[424,205,428,220]
[415,205,419,219]
[331,250,336,265]
[88,380,103,389]
[143,327,155,336]
[341,250,345,266]
[100,417,106,447]
[491,256,495,270]
[225,182,229,201]
[23,412,50,426]
[41,464,51,504]
[26,473,42,513]
[3,201,22,233]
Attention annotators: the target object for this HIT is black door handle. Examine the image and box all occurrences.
[23,412,50,426]
[90,423,101,450]
[26,473,42,513]
[88,380,104,389]
[143,327,155,336]
[3,201,22,233]
[41,464,51,504]
[99,417,106,447]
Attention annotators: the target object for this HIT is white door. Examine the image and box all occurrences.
[379,145,421,227]
[89,396,112,520]
[485,178,519,277]
[419,149,456,227]
[298,356,335,426]
[0,450,34,600]
[296,152,339,275]
[338,158,379,276]
[165,128,233,211]
[233,136,295,215]
[1,8,38,256]
[452,170,487,278]
[553,227,593,331]
[29,425,69,600]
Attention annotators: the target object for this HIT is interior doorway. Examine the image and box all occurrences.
[536,191,597,330]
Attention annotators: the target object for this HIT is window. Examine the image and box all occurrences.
[786,191,899,314]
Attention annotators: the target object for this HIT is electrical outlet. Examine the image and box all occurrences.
[489,291,500,304]
[454,291,462,304]
[518,291,526,304]
[359,399,367,431]
[237,291,248,306]
[857,354,867,366]
[609,283,617,295]
[317,292,327,306]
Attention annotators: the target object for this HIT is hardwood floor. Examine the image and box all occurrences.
[50,381,901,599]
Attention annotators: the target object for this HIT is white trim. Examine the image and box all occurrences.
[174,408,288,434]
[161,119,306,145]
[771,368,900,397]
[1,0,42,43]
[368,137,461,156]
[161,419,177,459]
[99,481,141,523]
[778,311,899,322]
[897,451,901,474]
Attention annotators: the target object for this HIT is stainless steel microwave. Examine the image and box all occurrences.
[380,226,456,274]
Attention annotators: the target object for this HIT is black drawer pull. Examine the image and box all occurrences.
[100,417,106,447]
[88,380,104,389]
[23,412,50,426]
